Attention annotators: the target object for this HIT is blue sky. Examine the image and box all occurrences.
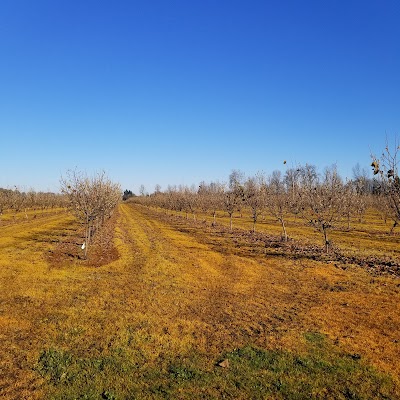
[1,1,399,193]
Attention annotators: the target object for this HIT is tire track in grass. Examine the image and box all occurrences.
[116,204,323,356]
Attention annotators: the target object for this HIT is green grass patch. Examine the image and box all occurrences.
[217,344,393,399]
[36,347,137,399]
[36,332,396,399]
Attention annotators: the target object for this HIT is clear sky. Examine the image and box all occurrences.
[1,0,399,193]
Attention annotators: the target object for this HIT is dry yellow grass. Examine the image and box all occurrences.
[1,203,399,398]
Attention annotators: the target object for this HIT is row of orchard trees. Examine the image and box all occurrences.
[60,170,121,257]
[1,170,121,258]
[135,164,380,253]
[0,187,67,218]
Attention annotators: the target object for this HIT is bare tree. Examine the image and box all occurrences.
[351,163,371,223]
[154,184,162,195]
[139,184,147,197]
[341,180,356,230]
[352,163,372,194]
[198,181,224,226]
[180,185,198,220]
[60,169,121,257]
[10,187,26,215]
[26,189,37,212]
[244,173,266,232]
[165,185,179,215]
[223,190,237,230]
[371,140,400,234]
[268,170,291,241]
[284,167,302,221]
[219,170,246,230]
[229,169,246,217]
[297,164,345,253]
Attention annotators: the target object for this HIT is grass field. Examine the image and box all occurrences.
[1,203,400,399]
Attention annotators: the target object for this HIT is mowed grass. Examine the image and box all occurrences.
[1,203,400,399]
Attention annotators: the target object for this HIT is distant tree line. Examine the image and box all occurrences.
[0,187,67,219]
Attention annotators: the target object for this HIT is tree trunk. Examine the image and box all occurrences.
[280,218,288,242]
[323,227,329,253]
[84,216,90,258]
[390,220,398,235]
